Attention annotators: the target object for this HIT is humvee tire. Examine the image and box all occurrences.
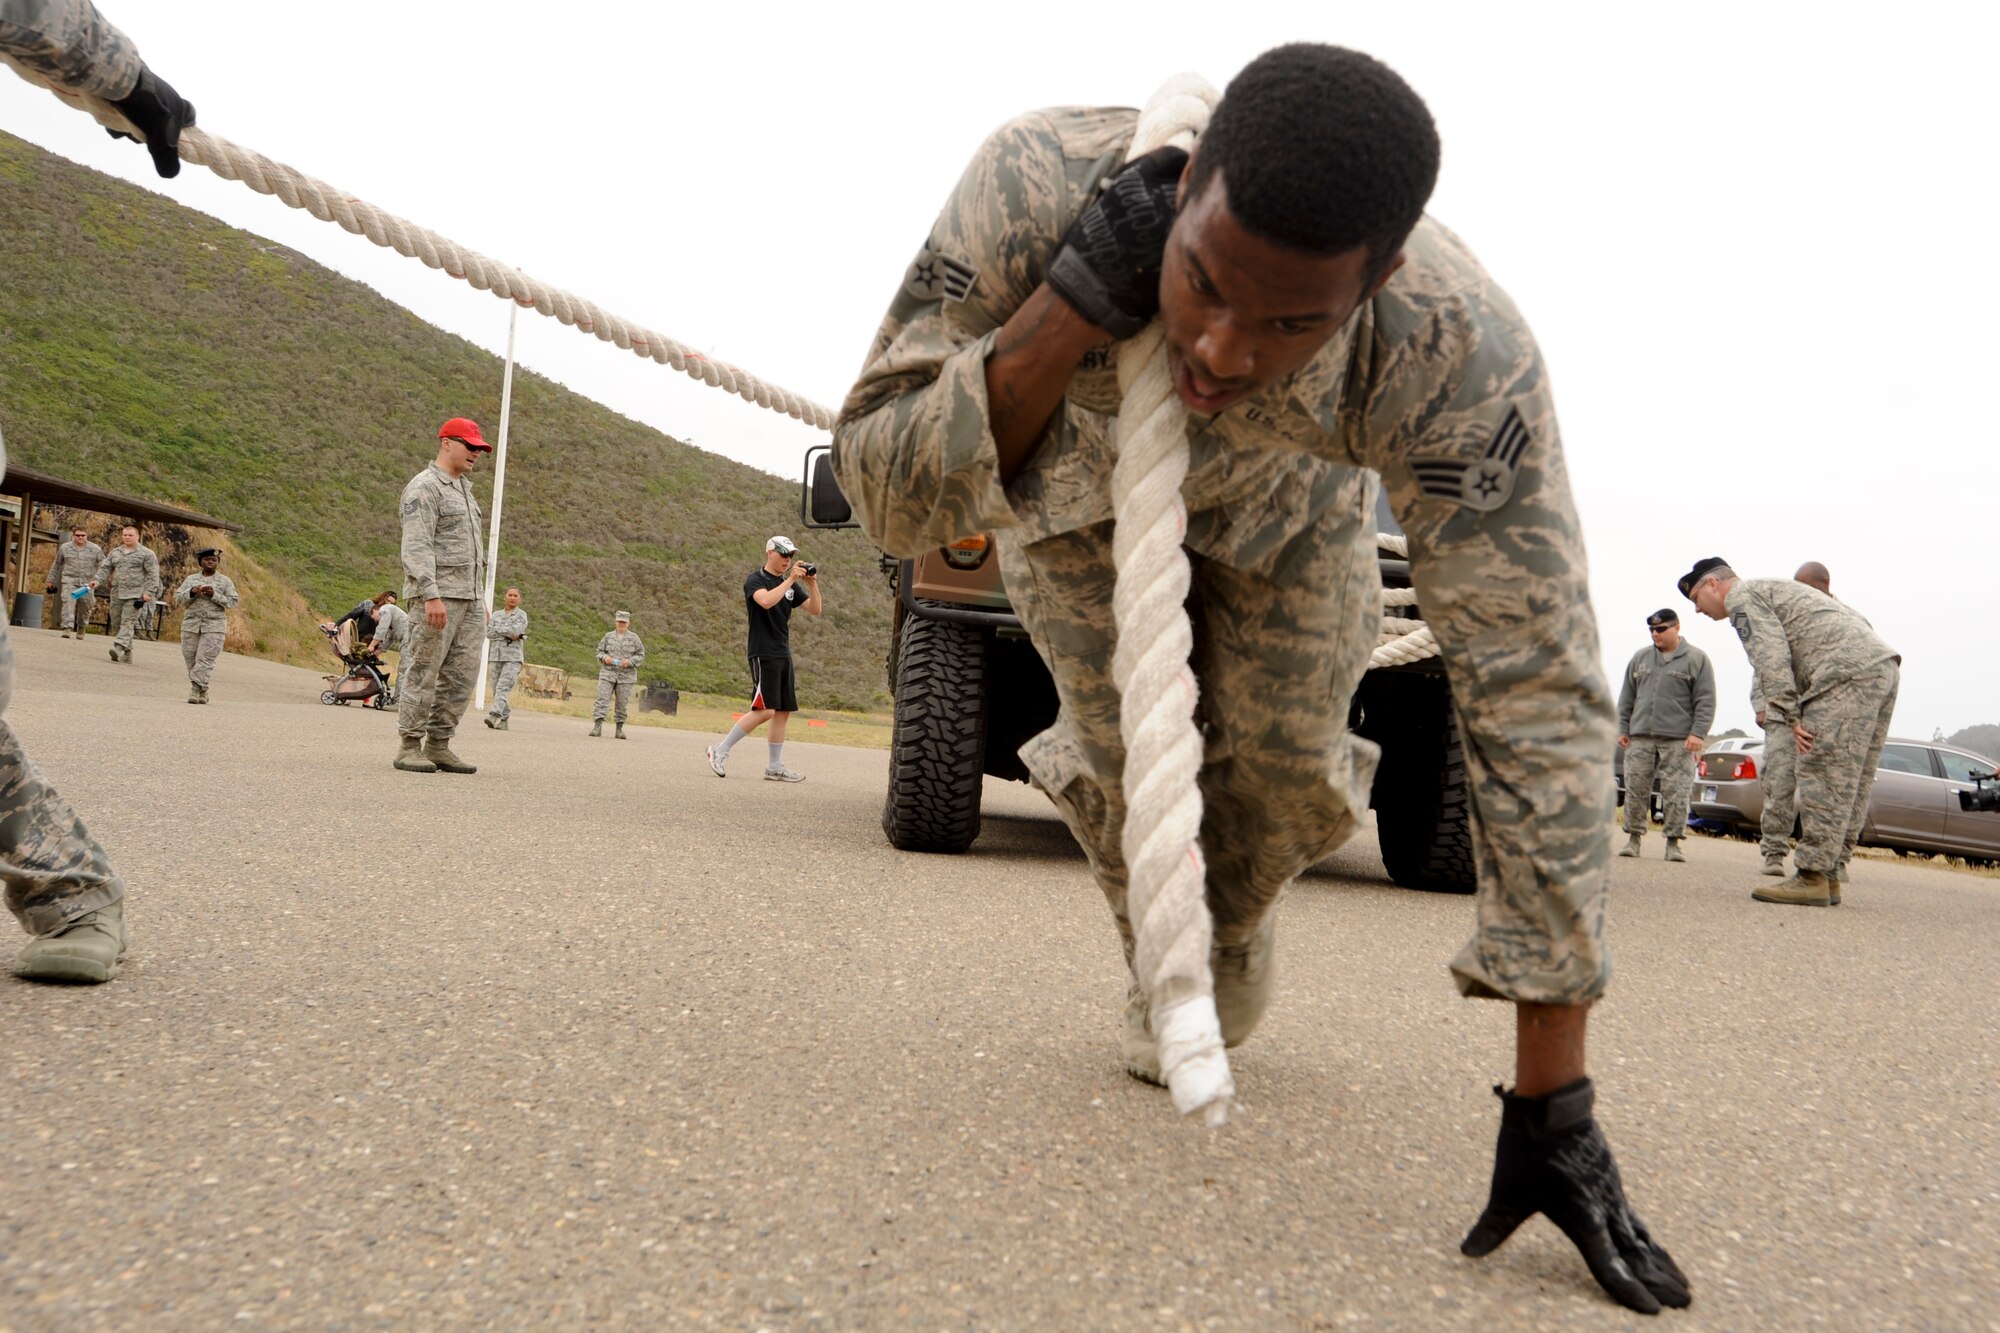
[1356,670,1475,894]
[882,606,988,853]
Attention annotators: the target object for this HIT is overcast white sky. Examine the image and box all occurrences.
[4,2,1995,740]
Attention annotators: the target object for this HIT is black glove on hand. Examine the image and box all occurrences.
[108,65,196,179]
[1461,1079,1691,1315]
[1043,146,1188,338]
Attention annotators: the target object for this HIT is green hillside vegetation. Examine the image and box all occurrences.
[0,130,891,709]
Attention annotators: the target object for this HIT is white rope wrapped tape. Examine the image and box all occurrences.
[2,61,836,431]
[1110,74,1232,1125]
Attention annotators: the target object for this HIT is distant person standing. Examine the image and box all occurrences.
[484,586,528,730]
[1755,563,1838,876]
[172,546,238,703]
[393,418,490,774]
[705,536,822,781]
[47,525,103,639]
[590,611,643,739]
[1684,557,1899,906]
[1616,608,1716,862]
[91,523,161,663]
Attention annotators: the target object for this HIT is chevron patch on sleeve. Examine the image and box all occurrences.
[1409,406,1532,512]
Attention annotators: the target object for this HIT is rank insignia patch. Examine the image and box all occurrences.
[1409,406,1532,512]
[904,237,979,304]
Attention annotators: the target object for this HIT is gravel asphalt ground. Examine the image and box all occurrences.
[3,629,1995,1330]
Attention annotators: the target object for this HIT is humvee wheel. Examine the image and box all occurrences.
[1357,671,1476,894]
[882,608,987,853]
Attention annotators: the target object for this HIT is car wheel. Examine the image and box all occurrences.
[881,606,987,853]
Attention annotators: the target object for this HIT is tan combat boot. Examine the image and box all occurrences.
[1829,863,1845,907]
[1663,839,1687,863]
[394,735,437,773]
[187,686,202,704]
[589,719,603,737]
[614,722,627,740]
[423,739,476,774]
[1752,869,1833,907]
[1617,832,1642,858]
[15,900,127,983]
[1760,856,1787,877]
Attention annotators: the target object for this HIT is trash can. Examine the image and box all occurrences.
[9,592,44,628]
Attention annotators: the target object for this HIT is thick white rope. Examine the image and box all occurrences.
[1371,534,1439,668]
[1110,74,1232,1126]
[1,62,836,431]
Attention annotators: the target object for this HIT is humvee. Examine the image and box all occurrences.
[802,445,1473,892]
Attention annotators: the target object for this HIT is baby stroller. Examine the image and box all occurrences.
[319,621,396,709]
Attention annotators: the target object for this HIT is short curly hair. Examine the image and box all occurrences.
[1189,44,1440,281]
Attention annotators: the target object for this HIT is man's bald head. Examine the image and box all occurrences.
[1795,562,1831,595]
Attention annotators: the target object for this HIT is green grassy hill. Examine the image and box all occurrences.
[0,130,891,709]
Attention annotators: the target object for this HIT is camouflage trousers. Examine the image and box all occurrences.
[487,660,522,720]
[182,628,225,689]
[0,621,124,936]
[108,597,150,653]
[396,598,483,741]
[1001,513,1384,981]
[1623,737,1695,837]
[1793,664,1899,874]
[57,580,93,634]
[1759,720,1799,859]
[593,674,633,724]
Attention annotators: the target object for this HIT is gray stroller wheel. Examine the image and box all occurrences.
[320,690,338,705]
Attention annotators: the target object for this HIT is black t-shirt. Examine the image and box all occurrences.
[744,568,809,658]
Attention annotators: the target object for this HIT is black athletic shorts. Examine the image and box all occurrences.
[749,655,798,713]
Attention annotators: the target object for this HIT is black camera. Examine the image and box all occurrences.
[797,561,817,576]
[1957,772,2000,813]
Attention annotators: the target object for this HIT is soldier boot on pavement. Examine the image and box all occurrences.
[1753,869,1833,908]
[614,722,626,740]
[16,899,126,983]
[1663,839,1686,863]
[589,719,602,737]
[394,736,437,773]
[1761,856,1786,877]
[423,739,476,774]
[1618,832,1642,858]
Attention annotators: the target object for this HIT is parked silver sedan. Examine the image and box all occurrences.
[1691,737,2000,862]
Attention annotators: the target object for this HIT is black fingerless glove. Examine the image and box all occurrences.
[1043,146,1188,338]
[108,65,196,179]
[1461,1079,1692,1315]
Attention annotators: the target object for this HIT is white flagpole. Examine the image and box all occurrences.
[474,299,520,711]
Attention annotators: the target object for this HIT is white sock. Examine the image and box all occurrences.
[768,742,785,769]
[717,722,749,757]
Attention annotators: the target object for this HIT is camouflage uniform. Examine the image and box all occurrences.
[0,423,125,936]
[395,462,487,744]
[172,569,238,692]
[94,541,161,656]
[48,537,102,634]
[485,606,528,722]
[0,0,141,99]
[1726,579,1899,875]
[1757,699,1799,861]
[832,108,1614,1007]
[1616,640,1715,838]
[592,629,645,724]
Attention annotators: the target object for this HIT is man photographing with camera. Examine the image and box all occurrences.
[705,536,822,782]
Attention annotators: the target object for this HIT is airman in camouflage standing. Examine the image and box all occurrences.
[394,418,490,774]
[47,525,103,638]
[172,546,238,703]
[1616,608,1716,862]
[1684,557,1899,906]
[0,0,197,983]
[590,611,643,739]
[1754,562,1837,875]
[91,523,161,662]
[832,44,1686,1313]
[483,586,528,730]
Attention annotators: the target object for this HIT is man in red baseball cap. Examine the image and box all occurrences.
[392,418,492,773]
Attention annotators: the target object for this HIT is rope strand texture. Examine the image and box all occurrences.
[1,62,836,431]
[1110,74,1232,1126]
